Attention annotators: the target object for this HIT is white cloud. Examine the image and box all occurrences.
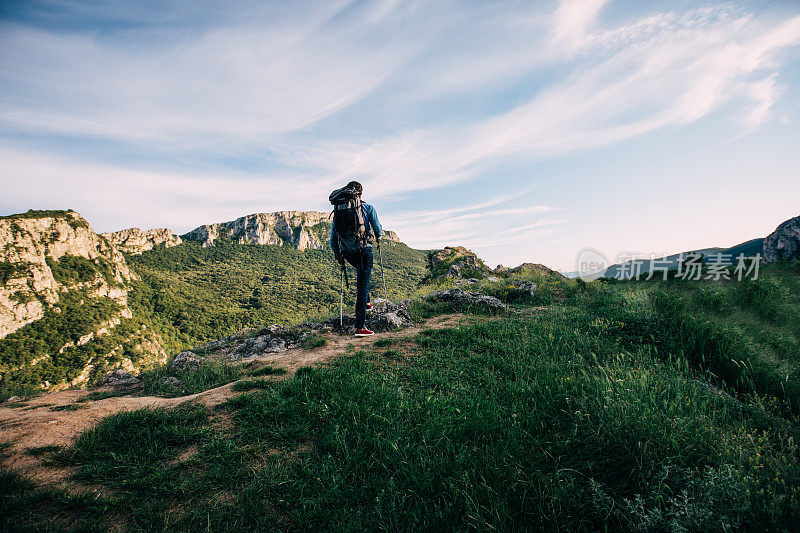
[551,0,608,53]
[2,1,800,267]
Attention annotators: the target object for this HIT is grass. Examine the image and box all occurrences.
[373,338,395,347]
[3,264,800,530]
[247,365,288,377]
[230,378,275,392]
[25,445,62,457]
[300,334,327,349]
[77,389,135,402]
[139,360,244,398]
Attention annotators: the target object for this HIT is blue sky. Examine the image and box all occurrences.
[1,0,799,270]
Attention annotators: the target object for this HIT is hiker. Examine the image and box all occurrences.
[329,180,382,337]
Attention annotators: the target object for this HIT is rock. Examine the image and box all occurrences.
[160,376,182,388]
[506,262,564,279]
[512,280,538,296]
[234,334,290,359]
[445,264,462,279]
[487,276,502,282]
[427,247,491,281]
[763,215,800,265]
[181,211,329,250]
[101,227,182,254]
[422,289,507,313]
[171,351,205,371]
[300,299,413,335]
[99,369,141,386]
[382,230,400,242]
[0,210,134,340]
[5,395,21,403]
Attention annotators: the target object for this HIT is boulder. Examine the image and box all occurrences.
[512,280,538,296]
[231,324,311,359]
[422,289,507,313]
[171,351,205,372]
[234,334,290,359]
[763,215,800,264]
[160,376,182,388]
[99,369,141,387]
[445,264,462,279]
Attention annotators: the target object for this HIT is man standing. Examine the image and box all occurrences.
[329,181,382,337]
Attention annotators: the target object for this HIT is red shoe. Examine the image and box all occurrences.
[354,328,374,337]
[366,302,373,310]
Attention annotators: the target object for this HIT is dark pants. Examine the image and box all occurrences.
[342,247,373,329]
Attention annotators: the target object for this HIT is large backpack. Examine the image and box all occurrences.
[329,186,368,252]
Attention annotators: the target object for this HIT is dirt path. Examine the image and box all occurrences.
[0,314,466,485]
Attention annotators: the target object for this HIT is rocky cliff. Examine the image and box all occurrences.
[382,230,400,242]
[0,210,132,339]
[101,227,182,254]
[763,215,800,265]
[181,211,331,250]
[0,210,165,391]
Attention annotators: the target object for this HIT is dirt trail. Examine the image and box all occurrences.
[0,314,465,484]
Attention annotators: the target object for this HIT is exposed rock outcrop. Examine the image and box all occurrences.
[382,230,400,242]
[1,210,169,392]
[422,289,507,313]
[427,246,491,281]
[232,324,305,359]
[171,351,205,372]
[763,215,800,265]
[504,262,565,279]
[512,280,538,296]
[0,210,133,339]
[99,369,141,387]
[101,227,182,255]
[182,211,330,250]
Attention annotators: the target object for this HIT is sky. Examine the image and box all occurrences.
[1,0,799,271]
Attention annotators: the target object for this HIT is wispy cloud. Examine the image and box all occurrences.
[1,0,799,268]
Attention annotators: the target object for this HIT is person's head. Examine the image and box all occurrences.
[346,180,363,195]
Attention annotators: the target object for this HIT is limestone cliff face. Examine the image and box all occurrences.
[0,210,168,391]
[101,227,182,255]
[0,211,133,339]
[382,230,400,242]
[182,211,331,250]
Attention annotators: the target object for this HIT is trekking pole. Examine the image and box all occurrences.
[378,241,388,301]
[340,265,344,327]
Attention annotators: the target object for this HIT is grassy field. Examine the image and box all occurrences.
[2,263,799,531]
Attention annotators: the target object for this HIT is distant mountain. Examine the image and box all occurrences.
[101,227,182,255]
[181,211,330,250]
[599,244,740,281]
[584,213,799,281]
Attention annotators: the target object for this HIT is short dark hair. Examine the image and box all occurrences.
[346,180,363,194]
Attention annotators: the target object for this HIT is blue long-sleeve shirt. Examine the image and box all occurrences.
[330,202,382,256]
